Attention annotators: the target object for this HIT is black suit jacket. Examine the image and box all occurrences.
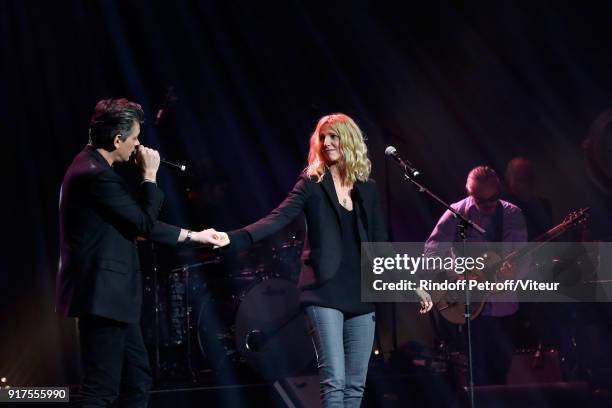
[56,145,180,323]
[230,173,388,288]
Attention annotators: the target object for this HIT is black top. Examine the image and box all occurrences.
[299,204,375,315]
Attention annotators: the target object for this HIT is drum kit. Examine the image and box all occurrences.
[140,232,315,382]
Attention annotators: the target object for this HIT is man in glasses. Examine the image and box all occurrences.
[424,165,527,386]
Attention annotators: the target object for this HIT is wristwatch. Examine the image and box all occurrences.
[185,230,194,242]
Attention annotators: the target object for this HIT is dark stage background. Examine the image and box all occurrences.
[1,0,611,389]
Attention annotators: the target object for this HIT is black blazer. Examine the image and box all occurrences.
[56,146,180,323]
[230,173,388,288]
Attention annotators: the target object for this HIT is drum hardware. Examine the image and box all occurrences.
[168,271,187,346]
[195,284,243,373]
[169,259,221,273]
[146,258,222,379]
[144,232,313,381]
[231,263,267,280]
[245,330,264,352]
[244,309,302,352]
[271,237,303,281]
[167,259,221,347]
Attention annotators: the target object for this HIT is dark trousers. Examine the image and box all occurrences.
[471,315,516,386]
[76,315,152,407]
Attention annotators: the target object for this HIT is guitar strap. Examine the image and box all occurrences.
[487,202,504,242]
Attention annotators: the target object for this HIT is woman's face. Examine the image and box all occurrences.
[319,124,342,164]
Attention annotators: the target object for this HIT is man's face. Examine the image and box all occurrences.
[114,121,141,162]
[470,181,500,215]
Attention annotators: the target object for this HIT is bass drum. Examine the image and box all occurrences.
[234,278,315,380]
[194,273,252,374]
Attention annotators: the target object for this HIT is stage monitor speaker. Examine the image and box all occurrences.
[273,375,319,408]
[466,382,590,408]
[506,349,562,385]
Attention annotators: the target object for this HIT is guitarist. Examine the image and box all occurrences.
[424,165,528,386]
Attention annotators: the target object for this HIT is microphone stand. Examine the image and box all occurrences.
[396,165,484,408]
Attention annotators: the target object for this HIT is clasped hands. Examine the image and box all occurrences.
[187,228,230,249]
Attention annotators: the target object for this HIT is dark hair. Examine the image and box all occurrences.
[88,98,144,150]
[465,165,501,194]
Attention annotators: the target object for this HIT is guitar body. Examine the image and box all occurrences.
[436,298,486,324]
[434,251,502,324]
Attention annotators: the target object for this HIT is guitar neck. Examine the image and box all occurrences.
[504,212,585,264]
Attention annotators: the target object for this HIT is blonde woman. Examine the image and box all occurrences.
[229,114,430,407]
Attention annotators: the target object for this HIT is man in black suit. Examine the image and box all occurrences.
[56,98,228,407]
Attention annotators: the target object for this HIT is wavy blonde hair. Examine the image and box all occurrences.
[305,113,371,184]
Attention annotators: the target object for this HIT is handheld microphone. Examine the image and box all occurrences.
[385,146,420,177]
[131,147,187,172]
[160,157,187,172]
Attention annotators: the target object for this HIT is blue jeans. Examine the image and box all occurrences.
[305,306,375,408]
